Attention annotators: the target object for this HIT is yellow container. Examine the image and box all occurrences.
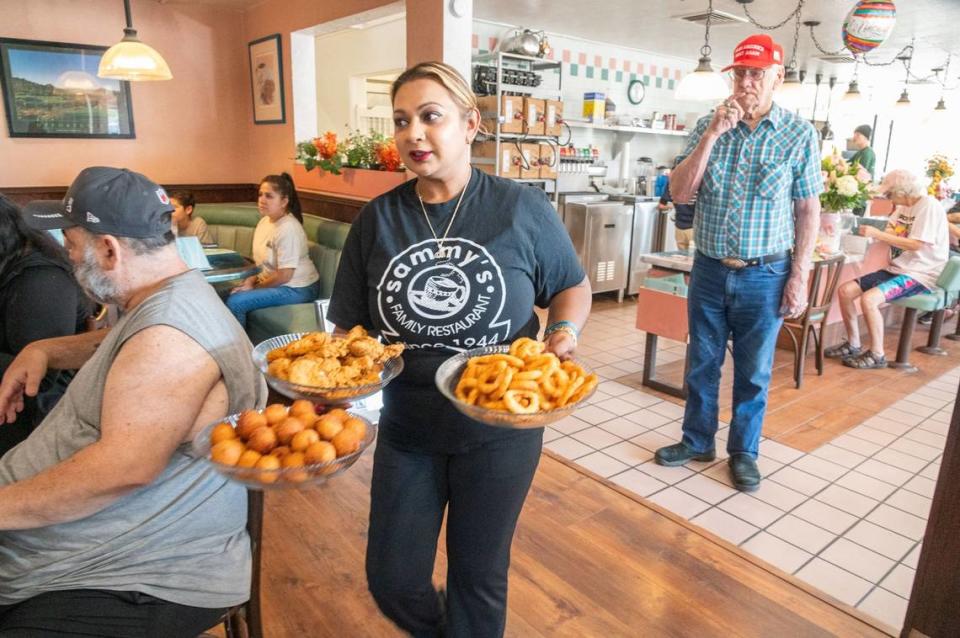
[582,92,605,122]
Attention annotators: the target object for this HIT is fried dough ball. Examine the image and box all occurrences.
[263,404,288,426]
[323,408,349,423]
[210,423,237,445]
[236,410,268,439]
[289,399,317,421]
[315,414,344,441]
[281,452,309,483]
[304,440,337,466]
[236,449,262,469]
[290,428,320,452]
[255,454,281,484]
[246,426,278,454]
[211,439,245,466]
[342,417,367,441]
[332,429,360,456]
[275,417,306,445]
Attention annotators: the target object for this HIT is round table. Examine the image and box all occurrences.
[203,252,259,297]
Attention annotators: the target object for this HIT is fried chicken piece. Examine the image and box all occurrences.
[348,337,384,359]
[379,343,405,362]
[343,355,375,371]
[288,358,329,387]
[343,325,368,343]
[267,357,292,380]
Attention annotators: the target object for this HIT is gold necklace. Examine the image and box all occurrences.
[416,174,470,261]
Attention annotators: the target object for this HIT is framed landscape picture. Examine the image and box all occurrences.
[248,33,285,124]
[0,38,135,139]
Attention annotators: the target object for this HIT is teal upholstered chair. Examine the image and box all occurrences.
[194,204,351,345]
[889,256,960,372]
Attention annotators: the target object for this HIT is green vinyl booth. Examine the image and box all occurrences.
[194,203,351,345]
[889,256,960,372]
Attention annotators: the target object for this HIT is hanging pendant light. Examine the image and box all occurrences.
[891,50,914,114]
[676,0,728,101]
[820,77,836,141]
[841,58,864,106]
[777,11,806,110]
[98,0,172,81]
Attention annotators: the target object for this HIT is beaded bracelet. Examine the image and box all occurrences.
[545,320,580,337]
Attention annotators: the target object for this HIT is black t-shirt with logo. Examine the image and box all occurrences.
[328,168,585,452]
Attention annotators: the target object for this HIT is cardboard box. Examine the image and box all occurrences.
[472,140,520,178]
[523,97,545,135]
[520,143,541,178]
[544,100,563,136]
[538,144,557,179]
[477,94,524,134]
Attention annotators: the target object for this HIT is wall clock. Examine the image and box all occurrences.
[627,79,645,105]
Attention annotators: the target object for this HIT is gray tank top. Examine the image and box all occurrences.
[0,269,267,608]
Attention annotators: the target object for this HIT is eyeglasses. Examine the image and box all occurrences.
[729,67,766,82]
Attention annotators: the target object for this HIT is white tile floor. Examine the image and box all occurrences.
[545,299,955,631]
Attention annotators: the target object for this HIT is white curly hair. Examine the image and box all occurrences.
[880,169,926,199]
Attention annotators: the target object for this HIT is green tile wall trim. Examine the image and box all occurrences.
[585,66,594,79]
[615,70,623,82]
[600,69,609,81]
[569,63,578,77]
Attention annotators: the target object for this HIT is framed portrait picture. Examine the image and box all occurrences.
[248,33,285,124]
[0,37,135,139]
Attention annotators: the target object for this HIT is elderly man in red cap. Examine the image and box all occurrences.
[654,34,823,491]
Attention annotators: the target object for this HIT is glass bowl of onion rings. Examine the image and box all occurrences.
[434,339,599,429]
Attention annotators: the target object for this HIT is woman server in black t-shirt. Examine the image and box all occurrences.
[327,62,591,637]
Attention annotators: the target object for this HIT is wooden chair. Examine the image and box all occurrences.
[780,254,846,388]
[218,490,264,638]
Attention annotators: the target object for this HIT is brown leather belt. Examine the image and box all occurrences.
[718,251,791,270]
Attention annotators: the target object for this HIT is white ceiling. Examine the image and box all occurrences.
[474,0,960,84]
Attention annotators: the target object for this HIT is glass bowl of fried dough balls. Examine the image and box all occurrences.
[191,401,376,489]
[435,337,599,429]
[253,327,404,403]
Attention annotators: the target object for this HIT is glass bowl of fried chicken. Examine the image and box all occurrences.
[253,327,405,403]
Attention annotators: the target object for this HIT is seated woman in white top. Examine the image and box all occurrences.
[827,169,950,369]
[225,173,320,327]
[170,191,212,244]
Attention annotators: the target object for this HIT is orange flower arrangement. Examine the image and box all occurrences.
[375,139,402,172]
[313,132,338,160]
[296,130,404,175]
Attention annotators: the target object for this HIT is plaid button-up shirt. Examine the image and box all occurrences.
[679,102,823,260]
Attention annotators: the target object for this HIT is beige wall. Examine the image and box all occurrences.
[0,0,250,187]
[240,0,402,183]
[0,0,446,188]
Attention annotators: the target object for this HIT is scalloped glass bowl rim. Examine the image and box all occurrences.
[252,332,404,402]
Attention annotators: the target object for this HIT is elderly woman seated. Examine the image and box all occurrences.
[825,169,950,369]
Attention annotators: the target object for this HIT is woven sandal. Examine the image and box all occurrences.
[824,341,863,359]
[843,350,888,369]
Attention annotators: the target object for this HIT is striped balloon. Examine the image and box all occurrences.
[842,1,897,54]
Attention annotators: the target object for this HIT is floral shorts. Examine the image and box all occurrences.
[858,270,927,302]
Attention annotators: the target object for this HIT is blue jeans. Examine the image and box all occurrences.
[225,280,320,327]
[681,254,790,458]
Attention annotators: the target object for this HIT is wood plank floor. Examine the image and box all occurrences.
[616,309,960,452]
[221,451,891,637]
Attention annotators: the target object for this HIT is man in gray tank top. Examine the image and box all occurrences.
[0,167,267,637]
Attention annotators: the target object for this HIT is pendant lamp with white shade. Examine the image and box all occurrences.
[676,0,728,102]
[98,0,172,81]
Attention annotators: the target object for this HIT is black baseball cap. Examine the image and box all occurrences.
[854,124,872,139]
[24,166,174,238]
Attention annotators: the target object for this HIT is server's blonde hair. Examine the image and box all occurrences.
[391,61,480,121]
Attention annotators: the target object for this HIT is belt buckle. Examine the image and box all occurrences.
[721,257,747,270]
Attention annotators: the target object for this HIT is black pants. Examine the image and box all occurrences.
[366,428,543,638]
[0,590,227,637]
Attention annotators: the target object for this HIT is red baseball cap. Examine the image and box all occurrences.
[722,34,784,72]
